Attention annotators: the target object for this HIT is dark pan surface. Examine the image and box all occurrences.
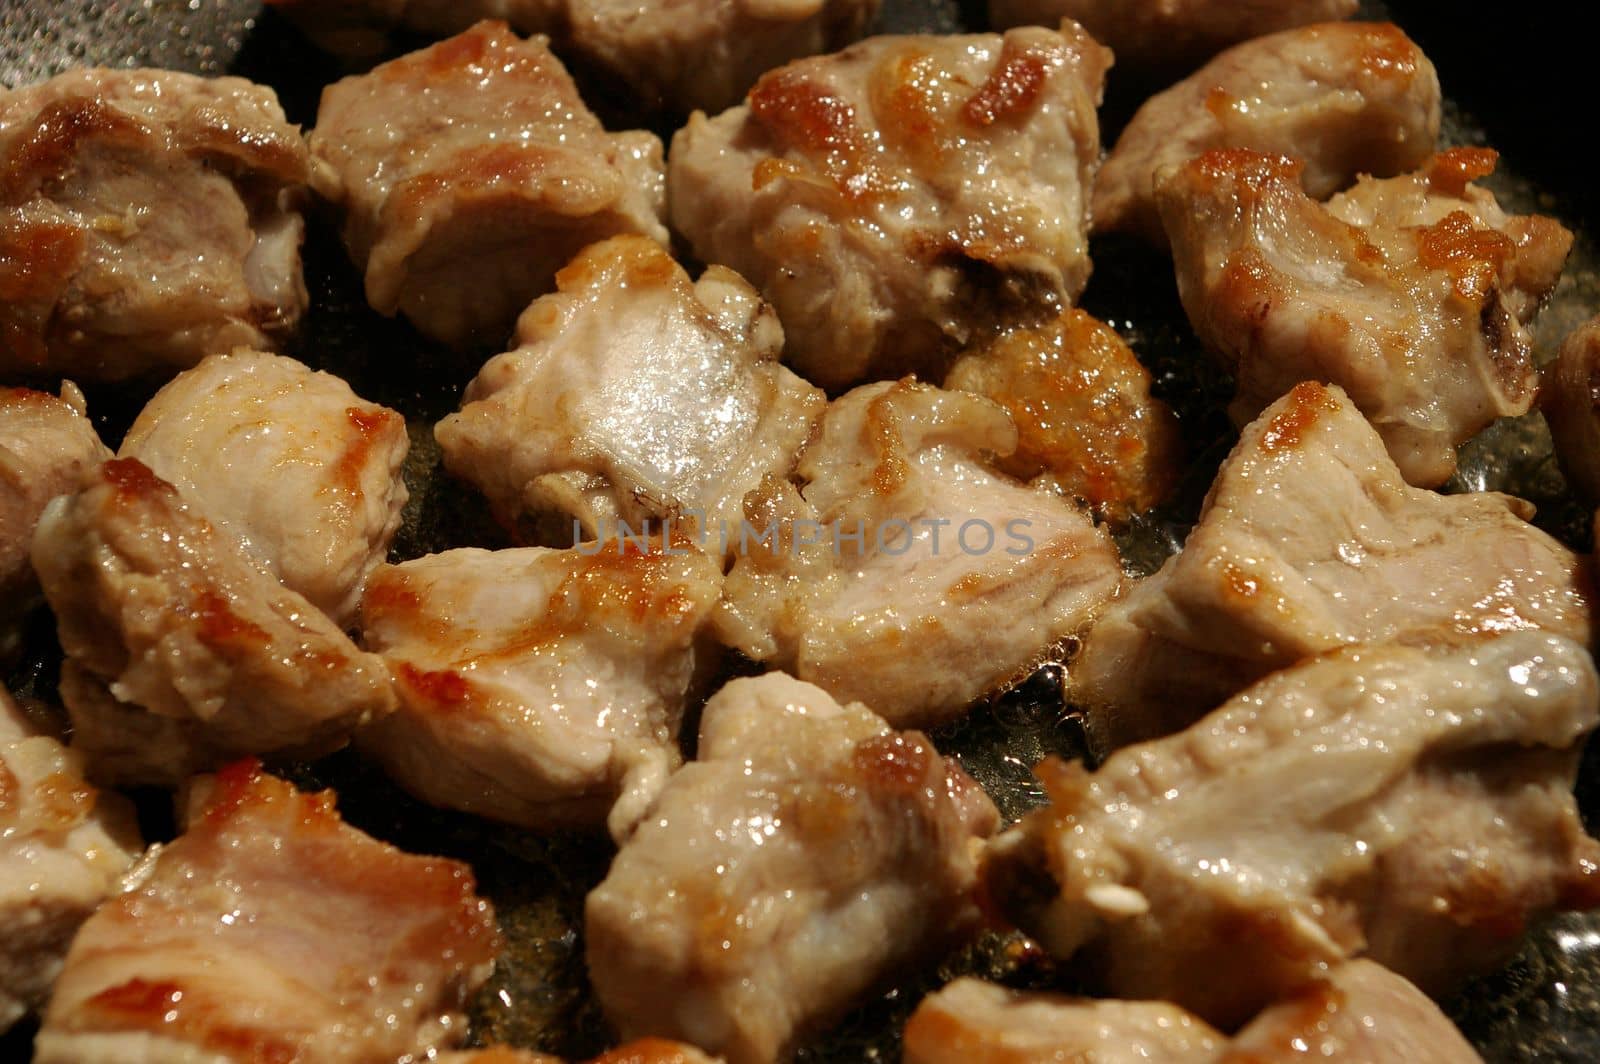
[4,1,1600,1060]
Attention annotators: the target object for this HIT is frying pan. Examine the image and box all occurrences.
[3,0,1599,1059]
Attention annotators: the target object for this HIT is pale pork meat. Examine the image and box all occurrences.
[568,0,880,114]
[120,349,409,627]
[0,69,309,381]
[586,673,999,1064]
[0,385,108,641]
[988,0,1358,70]
[33,760,497,1064]
[1545,315,1600,501]
[1075,382,1591,746]
[358,539,723,840]
[435,236,824,552]
[309,21,669,348]
[717,379,1123,728]
[902,978,1223,1064]
[1158,149,1572,486]
[990,633,1600,1026]
[32,459,396,785]
[669,23,1110,389]
[1094,22,1441,244]
[1,692,142,1032]
[943,309,1182,525]
[267,0,563,58]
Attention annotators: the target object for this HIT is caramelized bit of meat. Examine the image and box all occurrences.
[1074,382,1590,746]
[944,309,1182,525]
[1158,148,1568,486]
[358,538,722,840]
[309,20,667,348]
[0,68,309,381]
[34,761,496,1064]
[1546,316,1600,503]
[994,633,1600,1027]
[670,23,1110,389]
[1094,22,1441,244]
[32,460,396,786]
[587,674,998,1064]
[120,349,409,627]
[435,236,823,556]
[1,692,142,1033]
[717,379,1122,728]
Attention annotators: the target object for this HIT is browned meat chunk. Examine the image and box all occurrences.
[1075,382,1591,746]
[991,633,1600,1027]
[1158,149,1572,486]
[586,673,998,1064]
[309,21,668,348]
[32,459,396,786]
[33,760,497,1064]
[1095,22,1441,244]
[669,23,1110,389]
[717,379,1123,728]
[358,539,723,840]
[944,308,1182,525]
[1,692,142,1032]
[1546,315,1600,502]
[989,0,1358,70]
[567,0,880,114]
[434,236,824,554]
[0,68,309,381]
[120,349,409,627]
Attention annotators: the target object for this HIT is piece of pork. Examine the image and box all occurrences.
[0,384,108,642]
[120,349,409,627]
[1,691,142,1033]
[669,23,1110,390]
[586,672,999,1064]
[990,632,1600,1027]
[1158,149,1572,486]
[902,977,1223,1064]
[717,379,1123,728]
[943,308,1182,525]
[357,538,722,840]
[309,20,669,349]
[33,760,497,1064]
[989,0,1358,70]
[435,236,824,553]
[1545,315,1600,502]
[32,459,396,786]
[0,68,309,381]
[1074,382,1591,747]
[267,0,563,59]
[567,0,880,115]
[1094,22,1441,245]
[441,1040,719,1064]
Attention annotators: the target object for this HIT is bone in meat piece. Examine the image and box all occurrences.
[943,308,1182,525]
[120,349,409,627]
[1074,382,1591,747]
[33,760,497,1064]
[435,236,823,554]
[990,632,1600,1027]
[587,673,999,1064]
[0,68,309,381]
[902,977,1223,1064]
[567,0,880,115]
[1094,22,1441,245]
[309,20,668,349]
[1157,148,1572,486]
[1,691,142,1033]
[32,459,396,786]
[0,384,108,641]
[988,0,1358,70]
[717,379,1122,728]
[357,538,722,840]
[1545,315,1600,503]
[669,23,1110,390]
